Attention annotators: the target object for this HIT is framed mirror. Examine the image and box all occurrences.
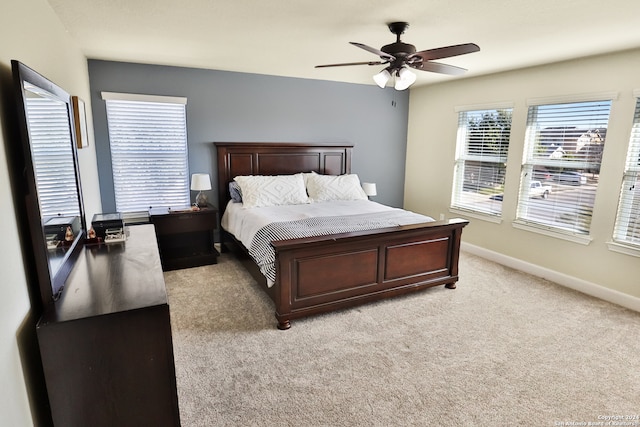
[12,60,86,308]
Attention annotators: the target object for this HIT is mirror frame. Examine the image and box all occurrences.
[11,60,86,308]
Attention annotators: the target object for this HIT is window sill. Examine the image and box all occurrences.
[607,241,640,258]
[512,220,592,245]
[449,207,502,224]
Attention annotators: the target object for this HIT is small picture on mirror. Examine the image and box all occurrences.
[72,95,89,149]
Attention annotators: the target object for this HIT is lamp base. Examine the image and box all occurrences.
[195,191,208,208]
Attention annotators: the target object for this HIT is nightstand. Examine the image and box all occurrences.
[149,206,219,271]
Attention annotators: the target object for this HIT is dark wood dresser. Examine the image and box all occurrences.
[36,224,180,427]
[150,206,218,271]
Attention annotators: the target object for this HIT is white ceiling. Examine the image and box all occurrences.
[47,0,640,87]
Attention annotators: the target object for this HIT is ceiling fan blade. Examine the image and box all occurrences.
[410,61,468,75]
[410,43,480,62]
[349,42,395,60]
[315,60,386,68]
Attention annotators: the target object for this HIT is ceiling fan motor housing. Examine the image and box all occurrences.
[383,22,418,69]
[382,42,417,63]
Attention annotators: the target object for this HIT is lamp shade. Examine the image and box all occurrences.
[362,182,377,197]
[373,69,391,88]
[394,68,417,91]
[190,173,212,191]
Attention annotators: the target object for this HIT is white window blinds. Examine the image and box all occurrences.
[25,96,80,218]
[612,97,640,246]
[451,108,512,216]
[103,93,189,212]
[516,99,612,235]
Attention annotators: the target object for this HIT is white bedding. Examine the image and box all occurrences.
[222,199,434,249]
[221,200,435,285]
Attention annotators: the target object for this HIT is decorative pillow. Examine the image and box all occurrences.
[302,172,315,188]
[305,173,368,202]
[234,174,310,208]
[228,181,243,203]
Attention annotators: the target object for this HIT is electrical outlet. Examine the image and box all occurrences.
[439,213,445,221]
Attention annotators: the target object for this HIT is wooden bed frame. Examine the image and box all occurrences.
[215,142,468,329]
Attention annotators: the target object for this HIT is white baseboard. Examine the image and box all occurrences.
[461,242,640,313]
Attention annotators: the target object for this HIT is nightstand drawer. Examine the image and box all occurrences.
[151,210,217,235]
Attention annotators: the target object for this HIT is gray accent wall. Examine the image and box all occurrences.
[88,60,410,212]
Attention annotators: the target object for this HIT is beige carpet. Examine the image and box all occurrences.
[164,251,640,426]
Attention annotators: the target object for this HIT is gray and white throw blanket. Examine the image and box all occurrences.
[248,210,433,285]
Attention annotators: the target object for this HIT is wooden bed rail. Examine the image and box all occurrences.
[270,218,468,251]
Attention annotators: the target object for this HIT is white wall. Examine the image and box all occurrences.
[0,0,101,424]
[405,48,640,303]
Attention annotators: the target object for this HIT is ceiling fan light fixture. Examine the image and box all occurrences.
[373,68,391,88]
[394,67,416,90]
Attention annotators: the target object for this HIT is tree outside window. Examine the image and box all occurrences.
[452,108,513,216]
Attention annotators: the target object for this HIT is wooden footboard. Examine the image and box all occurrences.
[271,218,467,329]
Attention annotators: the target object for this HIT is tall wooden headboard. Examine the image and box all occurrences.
[214,142,353,215]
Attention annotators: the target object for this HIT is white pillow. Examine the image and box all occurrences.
[234,174,310,208]
[305,173,368,202]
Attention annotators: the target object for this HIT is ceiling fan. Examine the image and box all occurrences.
[316,22,480,90]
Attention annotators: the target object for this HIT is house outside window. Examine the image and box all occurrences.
[611,95,640,250]
[516,97,613,238]
[451,107,512,217]
[102,92,189,213]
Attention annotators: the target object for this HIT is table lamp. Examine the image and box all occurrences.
[362,182,377,199]
[191,173,212,207]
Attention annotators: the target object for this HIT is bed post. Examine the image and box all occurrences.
[445,224,464,289]
[274,251,293,330]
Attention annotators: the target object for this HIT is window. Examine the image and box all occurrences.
[103,92,189,213]
[612,96,640,248]
[516,98,612,237]
[25,94,80,218]
[451,108,512,217]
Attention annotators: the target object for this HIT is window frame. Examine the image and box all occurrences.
[609,90,640,255]
[450,104,514,221]
[101,92,190,214]
[514,93,616,242]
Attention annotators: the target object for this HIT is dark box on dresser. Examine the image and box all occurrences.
[43,215,81,240]
[91,212,124,238]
